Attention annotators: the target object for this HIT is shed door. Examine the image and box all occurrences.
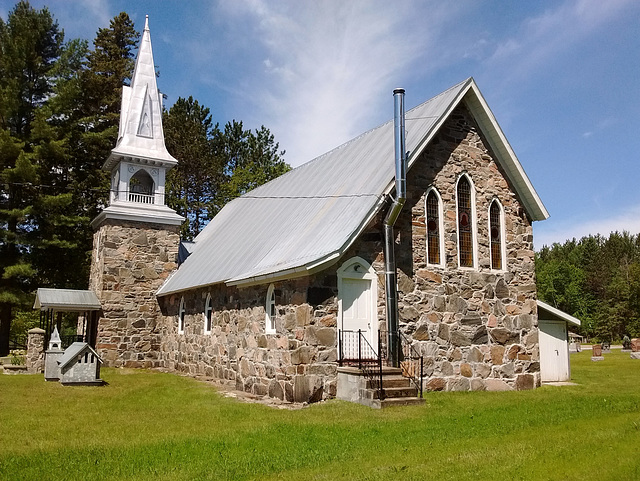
[539,320,569,382]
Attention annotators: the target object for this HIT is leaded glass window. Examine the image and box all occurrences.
[490,201,503,270]
[457,176,474,267]
[426,190,441,265]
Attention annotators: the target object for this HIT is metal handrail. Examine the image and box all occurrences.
[398,330,424,398]
[338,329,385,400]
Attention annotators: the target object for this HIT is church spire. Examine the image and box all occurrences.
[92,15,183,228]
[104,15,177,171]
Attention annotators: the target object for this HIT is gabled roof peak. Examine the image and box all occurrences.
[103,15,177,171]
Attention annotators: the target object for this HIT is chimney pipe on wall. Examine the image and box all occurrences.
[384,88,407,367]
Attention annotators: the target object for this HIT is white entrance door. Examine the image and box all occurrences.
[539,320,569,382]
[338,257,377,360]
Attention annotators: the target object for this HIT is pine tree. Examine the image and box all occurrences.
[0,1,63,354]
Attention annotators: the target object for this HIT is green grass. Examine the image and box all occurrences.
[1,351,639,480]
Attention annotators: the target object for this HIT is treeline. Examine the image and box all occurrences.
[536,232,640,341]
[0,2,289,353]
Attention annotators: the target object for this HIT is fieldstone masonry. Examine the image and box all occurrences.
[158,276,342,402]
[391,104,540,391]
[89,219,179,368]
[94,103,540,399]
[26,328,45,374]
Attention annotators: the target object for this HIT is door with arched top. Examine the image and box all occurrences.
[338,257,378,359]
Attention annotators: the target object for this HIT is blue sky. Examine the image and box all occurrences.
[2,0,639,249]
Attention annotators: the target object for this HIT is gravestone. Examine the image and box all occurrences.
[591,344,604,362]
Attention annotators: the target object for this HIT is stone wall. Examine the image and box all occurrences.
[152,102,539,397]
[392,103,539,391]
[157,276,344,403]
[89,219,179,368]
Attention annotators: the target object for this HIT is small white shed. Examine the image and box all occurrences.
[537,300,581,382]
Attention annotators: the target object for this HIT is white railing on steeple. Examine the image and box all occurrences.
[128,192,155,204]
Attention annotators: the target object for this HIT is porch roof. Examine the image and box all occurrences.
[33,288,102,312]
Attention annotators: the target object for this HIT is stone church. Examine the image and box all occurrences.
[83,18,555,404]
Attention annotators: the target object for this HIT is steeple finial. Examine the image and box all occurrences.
[145,14,149,31]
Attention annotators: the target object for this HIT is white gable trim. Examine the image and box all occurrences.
[537,300,581,326]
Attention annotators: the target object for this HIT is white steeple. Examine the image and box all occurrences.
[92,15,183,228]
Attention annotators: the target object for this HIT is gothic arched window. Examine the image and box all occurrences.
[425,188,444,266]
[456,174,476,268]
[265,284,276,334]
[490,200,505,270]
[178,297,186,334]
[204,293,213,334]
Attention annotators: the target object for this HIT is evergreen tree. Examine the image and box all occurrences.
[164,97,222,239]
[0,1,63,354]
[165,112,290,240]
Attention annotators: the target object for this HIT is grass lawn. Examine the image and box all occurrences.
[1,350,639,481]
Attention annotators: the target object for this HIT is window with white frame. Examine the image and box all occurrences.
[456,174,477,268]
[265,284,276,334]
[489,199,506,270]
[178,296,186,334]
[425,187,445,267]
[204,293,213,334]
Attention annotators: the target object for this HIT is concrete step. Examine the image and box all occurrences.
[376,397,426,408]
[365,376,411,389]
[373,386,418,399]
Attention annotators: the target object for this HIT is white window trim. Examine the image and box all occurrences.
[265,284,276,334]
[178,296,186,335]
[455,173,478,269]
[203,293,213,335]
[488,199,507,272]
[425,186,445,268]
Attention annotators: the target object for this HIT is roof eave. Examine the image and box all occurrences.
[537,300,581,326]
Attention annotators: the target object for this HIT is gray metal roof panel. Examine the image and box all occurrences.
[34,288,102,311]
[158,78,546,295]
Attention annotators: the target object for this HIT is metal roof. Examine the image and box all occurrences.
[34,288,102,312]
[537,300,581,326]
[157,78,547,296]
[59,342,103,369]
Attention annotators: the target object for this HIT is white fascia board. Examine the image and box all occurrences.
[537,300,581,326]
[91,203,184,229]
[464,83,549,221]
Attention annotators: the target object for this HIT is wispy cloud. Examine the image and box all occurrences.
[485,0,635,81]
[535,203,640,249]
[212,0,460,166]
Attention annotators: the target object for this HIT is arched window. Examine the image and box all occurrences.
[489,199,505,270]
[265,284,276,334]
[129,169,155,204]
[204,293,213,334]
[425,187,444,266]
[456,174,476,268]
[178,297,186,334]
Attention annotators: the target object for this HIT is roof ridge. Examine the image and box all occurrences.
[245,78,473,198]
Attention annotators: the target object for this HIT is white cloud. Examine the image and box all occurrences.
[214,0,459,166]
[534,203,640,249]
